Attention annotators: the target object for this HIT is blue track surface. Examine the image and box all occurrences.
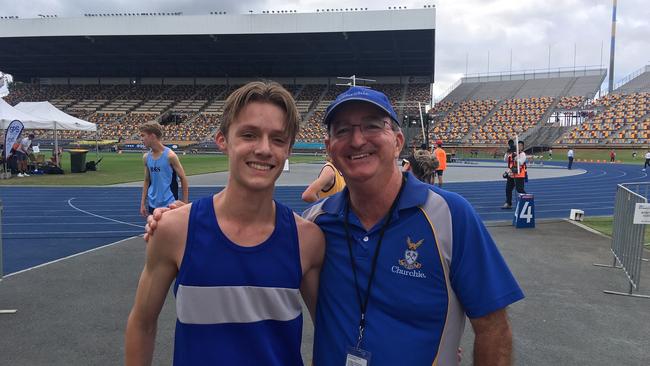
[1,161,648,275]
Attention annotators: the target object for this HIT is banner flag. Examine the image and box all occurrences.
[4,120,24,159]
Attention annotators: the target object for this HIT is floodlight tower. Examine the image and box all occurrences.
[608,0,617,93]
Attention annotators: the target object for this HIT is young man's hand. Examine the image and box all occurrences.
[139,203,148,218]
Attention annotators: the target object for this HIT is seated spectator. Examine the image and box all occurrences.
[50,147,63,166]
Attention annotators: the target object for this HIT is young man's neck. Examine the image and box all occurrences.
[347,168,403,230]
[215,182,276,225]
[149,141,165,154]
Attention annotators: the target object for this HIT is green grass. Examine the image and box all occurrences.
[450,147,650,164]
[582,216,650,248]
[541,148,648,164]
[0,152,324,186]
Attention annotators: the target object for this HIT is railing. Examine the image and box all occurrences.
[598,64,650,97]
[434,65,607,103]
[461,65,606,83]
[594,183,650,299]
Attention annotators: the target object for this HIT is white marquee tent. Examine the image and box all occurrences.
[1,99,98,165]
[0,97,50,129]
[13,101,97,132]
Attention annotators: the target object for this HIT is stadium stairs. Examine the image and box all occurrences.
[518,96,562,143]
[526,125,572,149]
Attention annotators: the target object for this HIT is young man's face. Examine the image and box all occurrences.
[216,101,291,192]
[140,132,156,148]
[325,102,404,184]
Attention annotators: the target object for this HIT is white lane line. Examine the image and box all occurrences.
[4,231,143,235]
[5,215,143,219]
[4,222,142,226]
[67,198,144,229]
[3,236,141,278]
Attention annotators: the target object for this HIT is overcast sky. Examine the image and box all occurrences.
[2,0,649,98]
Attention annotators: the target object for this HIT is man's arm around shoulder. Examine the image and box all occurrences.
[294,214,325,322]
[125,205,190,366]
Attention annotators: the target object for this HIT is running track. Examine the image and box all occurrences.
[1,161,648,275]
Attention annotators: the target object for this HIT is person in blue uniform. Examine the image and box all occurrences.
[302,86,524,366]
[126,82,325,365]
[138,122,189,216]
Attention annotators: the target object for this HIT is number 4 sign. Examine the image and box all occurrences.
[513,194,535,228]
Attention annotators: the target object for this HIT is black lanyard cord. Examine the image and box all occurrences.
[344,175,407,332]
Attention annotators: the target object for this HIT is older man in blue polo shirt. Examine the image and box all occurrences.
[303,86,523,365]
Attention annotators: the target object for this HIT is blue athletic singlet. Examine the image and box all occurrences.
[173,196,304,366]
[146,147,177,209]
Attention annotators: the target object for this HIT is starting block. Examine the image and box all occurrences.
[513,193,535,228]
[569,209,584,221]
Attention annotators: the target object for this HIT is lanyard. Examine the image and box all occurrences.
[343,175,406,349]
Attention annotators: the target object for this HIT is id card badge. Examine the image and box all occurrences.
[345,346,372,366]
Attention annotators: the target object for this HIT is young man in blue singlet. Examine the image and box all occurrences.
[126,82,325,366]
[139,122,189,216]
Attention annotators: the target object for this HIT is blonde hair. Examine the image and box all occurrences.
[220,81,301,146]
[139,121,163,139]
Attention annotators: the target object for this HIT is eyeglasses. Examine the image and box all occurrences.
[330,119,391,139]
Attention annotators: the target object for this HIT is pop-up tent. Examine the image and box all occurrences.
[1,99,98,166]
[13,101,97,132]
[0,98,50,129]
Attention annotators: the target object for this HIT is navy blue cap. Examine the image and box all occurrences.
[322,86,399,126]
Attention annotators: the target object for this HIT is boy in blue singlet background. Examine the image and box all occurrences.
[139,122,189,216]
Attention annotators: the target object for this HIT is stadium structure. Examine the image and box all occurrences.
[0,8,435,151]
[1,7,650,154]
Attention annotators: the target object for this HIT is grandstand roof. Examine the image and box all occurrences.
[441,68,606,102]
[0,10,435,80]
[613,65,650,94]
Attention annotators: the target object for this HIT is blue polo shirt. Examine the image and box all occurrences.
[303,173,524,365]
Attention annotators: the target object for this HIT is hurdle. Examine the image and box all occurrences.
[0,198,17,314]
[594,183,650,299]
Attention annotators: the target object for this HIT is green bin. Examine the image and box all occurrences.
[68,149,89,173]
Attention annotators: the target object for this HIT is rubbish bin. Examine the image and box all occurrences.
[68,149,89,173]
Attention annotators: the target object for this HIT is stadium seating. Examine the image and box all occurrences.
[559,93,650,145]
[13,68,632,148]
[430,99,498,144]
[297,111,326,143]
[557,96,586,110]
[470,97,553,144]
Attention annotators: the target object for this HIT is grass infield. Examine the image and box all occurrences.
[453,148,649,165]
[582,216,650,247]
[0,152,324,186]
